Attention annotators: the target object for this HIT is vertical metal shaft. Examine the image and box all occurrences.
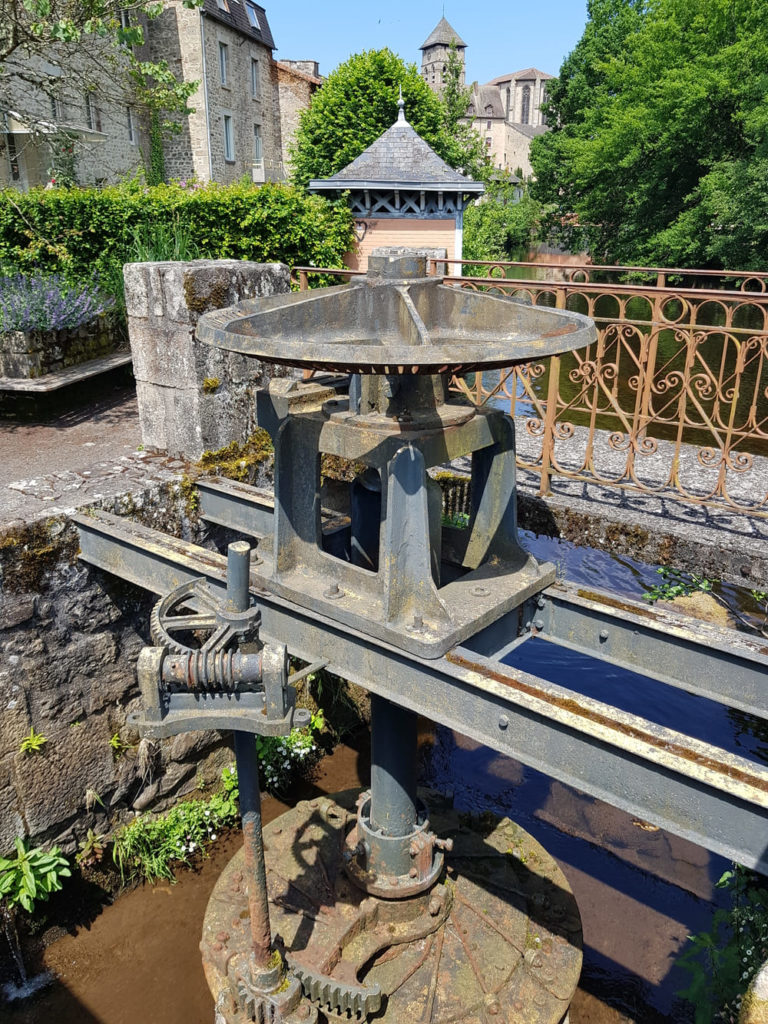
[234,729,273,972]
[370,694,418,840]
[227,542,273,973]
[226,540,251,614]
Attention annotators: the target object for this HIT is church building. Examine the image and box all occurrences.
[419,17,552,178]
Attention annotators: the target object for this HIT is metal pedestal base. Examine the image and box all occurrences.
[202,791,582,1023]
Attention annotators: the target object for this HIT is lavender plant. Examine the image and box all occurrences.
[0,272,114,333]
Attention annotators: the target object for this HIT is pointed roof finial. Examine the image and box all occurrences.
[397,84,406,123]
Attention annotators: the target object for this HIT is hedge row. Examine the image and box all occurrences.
[0,181,355,281]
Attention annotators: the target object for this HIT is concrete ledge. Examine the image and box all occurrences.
[0,352,133,392]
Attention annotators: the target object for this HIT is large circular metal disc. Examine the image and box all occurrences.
[202,791,582,1023]
[196,272,596,376]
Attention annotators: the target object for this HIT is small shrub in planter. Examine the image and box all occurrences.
[0,272,117,378]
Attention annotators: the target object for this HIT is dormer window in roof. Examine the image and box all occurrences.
[245,2,261,30]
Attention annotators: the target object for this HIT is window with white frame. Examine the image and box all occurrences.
[120,9,130,29]
[216,0,230,9]
[223,114,235,161]
[253,123,262,162]
[245,2,260,29]
[250,57,260,98]
[127,106,137,144]
[85,94,101,132]
[219,42,229,86]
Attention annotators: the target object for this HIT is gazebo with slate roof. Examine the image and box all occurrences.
[309,93,484,273]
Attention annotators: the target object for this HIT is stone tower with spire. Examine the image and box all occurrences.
[419,16,467,95]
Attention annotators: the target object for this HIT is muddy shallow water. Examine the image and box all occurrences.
[3,731,720,1024]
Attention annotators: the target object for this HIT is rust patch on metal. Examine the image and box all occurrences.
[574,589,658,621]
[540,324,577,338]
[446,651,768,795]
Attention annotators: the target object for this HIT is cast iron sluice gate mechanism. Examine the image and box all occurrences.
[74,253,768,1024]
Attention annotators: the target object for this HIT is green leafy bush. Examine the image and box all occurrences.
[253,709,325,794]
[677,865,768,1023]
[642,566,714,603]
[0,181,354,296]
[18,727,48,755]
[0,839,71,914]
[463,183,543,264]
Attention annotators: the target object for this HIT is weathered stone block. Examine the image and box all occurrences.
[0,673,31,759]
[14,715,117,836]
[126,259,292,458]
[0,755,25,854]
[128,320,197,387]
[0,595,36,629]
[169,729,222,763]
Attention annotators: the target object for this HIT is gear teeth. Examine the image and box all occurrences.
[289,963,381,1020]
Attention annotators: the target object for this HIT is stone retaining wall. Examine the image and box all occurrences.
[0,472,233,856]
[0,315,121,379]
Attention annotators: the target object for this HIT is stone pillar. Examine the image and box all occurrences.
[369,246,447,276]
[124,259,292,459]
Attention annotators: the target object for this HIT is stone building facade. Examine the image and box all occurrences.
[274,60,322,173]
[0,47,146,190]
[419,17,467,95]
[0,1,320,189]
[420,17,552,178]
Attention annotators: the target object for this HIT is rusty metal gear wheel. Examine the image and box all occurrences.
[150,579,259,655]
[202,791,582,1023]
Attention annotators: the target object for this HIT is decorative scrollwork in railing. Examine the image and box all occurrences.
[443,262,768,515]
[292,262,768,515]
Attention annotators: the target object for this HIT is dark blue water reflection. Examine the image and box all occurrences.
[502,636,768,765]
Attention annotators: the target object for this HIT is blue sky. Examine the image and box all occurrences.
[267,2,589,86]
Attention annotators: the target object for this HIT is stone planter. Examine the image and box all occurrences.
[0,315,122,379]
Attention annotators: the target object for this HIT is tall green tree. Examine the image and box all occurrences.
[289,49,448,188]
[531,0,768,269]
[463,178,542,262]
[440,41,490,182]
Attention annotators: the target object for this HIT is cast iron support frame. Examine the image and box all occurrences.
[74,505,768,874]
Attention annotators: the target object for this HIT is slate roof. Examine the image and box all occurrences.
[202,0,276,50]
[309,106,483,193]
[508,123,549,139]
[419,17,467,50]
[486,68,554,85]
[467,84,505,120]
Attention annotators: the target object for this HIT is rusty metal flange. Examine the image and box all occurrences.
[202,791,582,1023]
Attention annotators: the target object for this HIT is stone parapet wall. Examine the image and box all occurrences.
[125,259,293,459]
[0,316,121,379]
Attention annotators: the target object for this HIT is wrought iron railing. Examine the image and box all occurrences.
[293,261,768,515]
